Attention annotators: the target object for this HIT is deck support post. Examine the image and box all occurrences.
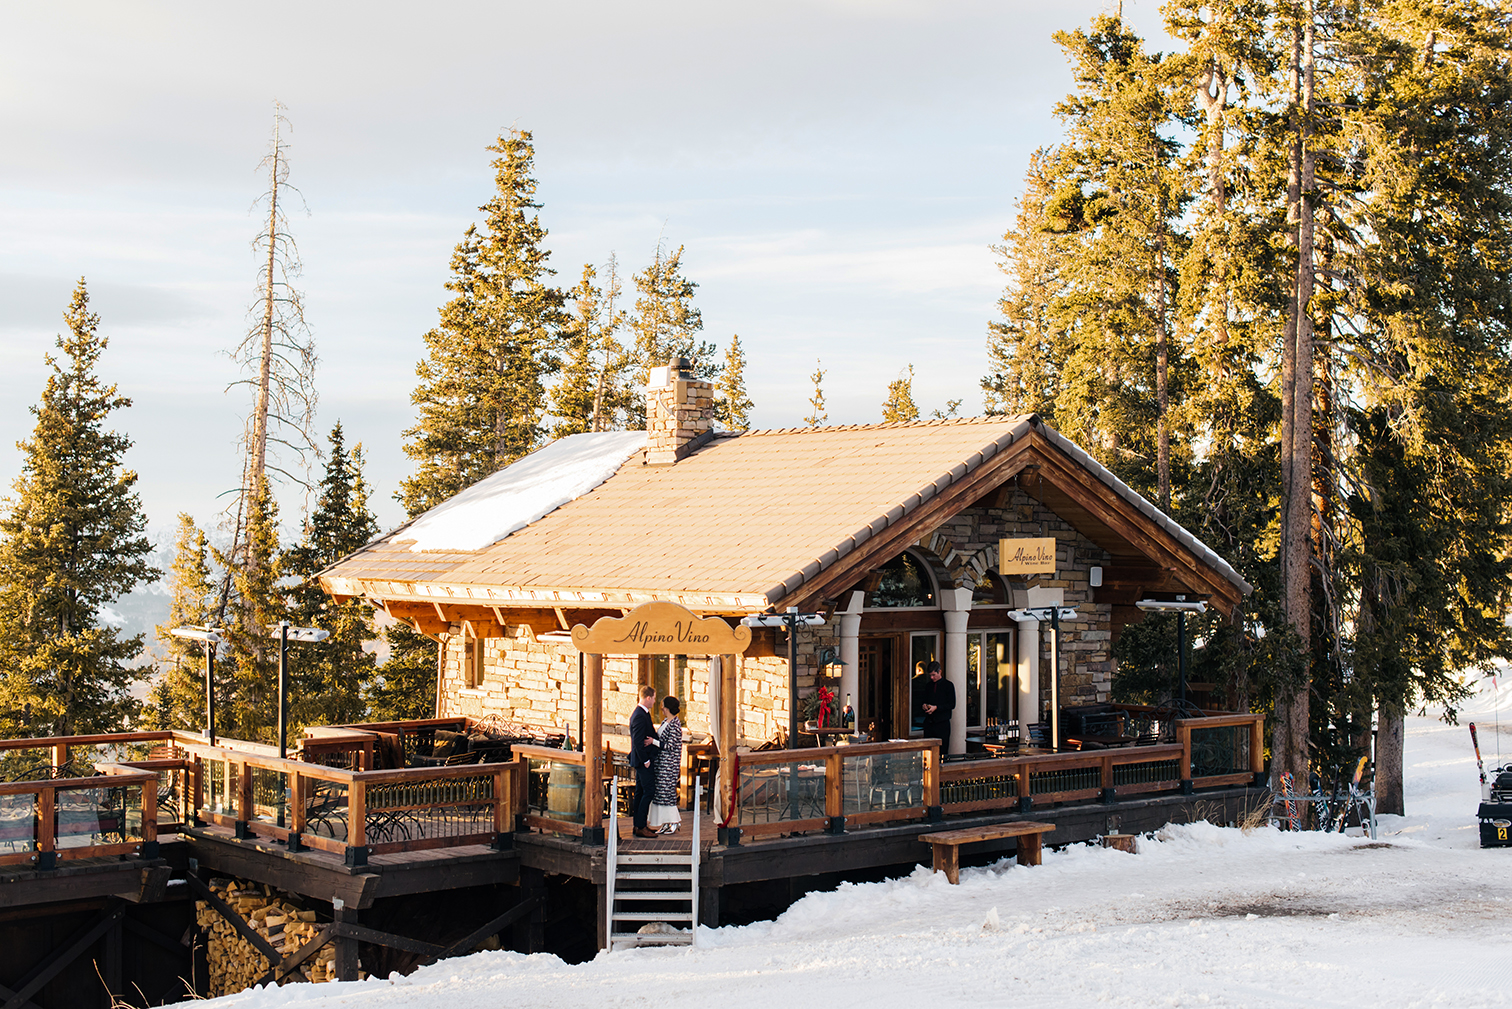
[584,652,604,842]
[698,885,721,928]
[332,905,359,981]
[103,901,123,998]
[513,867,547,953]
[717,652,739,827]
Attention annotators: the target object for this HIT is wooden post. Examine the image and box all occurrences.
[51,743,68,773]
[1178,723,1193,785]
[348,779,366,847]
[191,758,204,820]
[141,778,158,847]
[332,905,360,981]
[493,764,509,835]
[103,900,123,997]
[718,653,739,823]
[825,750,843,819]
[37,786,55,866]
[1250,715,1265,774]
[583,652,603,836]
[922,740,941,809]
[237,761,252,823]
[290,769,306,836]
[1101,754,1114,791]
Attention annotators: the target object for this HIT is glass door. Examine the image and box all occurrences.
[965,630,1015,728]
[908,632,939,735]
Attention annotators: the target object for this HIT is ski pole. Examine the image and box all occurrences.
[1471,723,1489,799]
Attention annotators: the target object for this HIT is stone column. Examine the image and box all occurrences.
[1016,616,1040,728]
[942,587,973,755]
[837,590,865,726]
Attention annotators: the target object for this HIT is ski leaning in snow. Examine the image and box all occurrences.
[1470,723,1489,800]
[1332,756,1368,833]
[1280,771,1300,831]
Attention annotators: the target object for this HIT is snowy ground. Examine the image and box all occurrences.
[194,682,1512,1009]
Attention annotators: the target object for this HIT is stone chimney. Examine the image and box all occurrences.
[646,357,715,465]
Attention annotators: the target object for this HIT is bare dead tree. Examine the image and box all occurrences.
[218,101,319,618]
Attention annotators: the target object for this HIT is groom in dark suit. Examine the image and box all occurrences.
[629,685,658,838]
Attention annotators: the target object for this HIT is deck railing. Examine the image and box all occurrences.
[733,739,942,839]
[514,744,590,835]
[177,739,517,865]
[0,763,159,868]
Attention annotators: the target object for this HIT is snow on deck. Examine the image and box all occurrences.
[403,432,646,553]
[193,679,1512,1008]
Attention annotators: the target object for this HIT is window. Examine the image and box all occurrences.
[908,632,939,734]
[869,552,937,608]
[965,630,1014,728]
[652,655,690,710]
[973,569,1008,605]
[463,634,484,689]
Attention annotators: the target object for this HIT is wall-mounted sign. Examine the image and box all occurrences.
[571,600,752,655]
[1000,537,1057,576]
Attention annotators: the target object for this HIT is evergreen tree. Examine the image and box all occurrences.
[881,365,920,423]
[401,129,564,515]
[215,480,286,744]
[366,623,438,722]
[0,280,156,737]
[984,149,1070,420]
[283,423,380,732]
[146,514,216,731]
[714,334,754,429]
[552,261,633,436]
[806,361,828,427]
[630,241,719,419]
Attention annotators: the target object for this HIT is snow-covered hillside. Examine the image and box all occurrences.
[190,682,1512,1009]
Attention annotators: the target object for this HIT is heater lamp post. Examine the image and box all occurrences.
[269,622,330,760]
[742,610,826,746]
[170,626,223,745]
[1004,606,1078,750]
[1134,598,1207,709]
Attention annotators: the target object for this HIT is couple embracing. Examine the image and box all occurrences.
[629,685,684,839]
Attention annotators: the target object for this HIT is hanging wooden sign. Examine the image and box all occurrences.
[571,600,752,655]
[999,537,1057,576]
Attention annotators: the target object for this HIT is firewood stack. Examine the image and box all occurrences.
[195,876,357,995]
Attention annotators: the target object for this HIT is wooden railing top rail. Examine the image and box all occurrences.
[1176,713,1266,728]
[0,730,175,751]
[512,744,587,763]
[938,743,1185,782]
[739,739,938,766]
[180,739,510,786]
[0,766,157,796]
[303,726,379,742]
[334,717,471,733]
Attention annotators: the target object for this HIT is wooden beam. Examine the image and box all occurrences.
[421,896,543,964]
[583,653,603,833]
[2,903,125,1009]
[383,601,448,638]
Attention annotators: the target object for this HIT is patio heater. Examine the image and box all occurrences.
[1134,598,1207,709]
[170,625,222,746]
[267,622,330,760]
[1004,606,1078,750]
[742,609,825,746]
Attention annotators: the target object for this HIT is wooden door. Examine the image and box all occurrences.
[857,637,895,741]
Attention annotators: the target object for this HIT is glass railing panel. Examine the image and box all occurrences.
[526,757,585,824]
[1189,725,1250,777]
[303,779,349,840]
[0,792,38,856]
[55,782,144,848]
[738,760,828,825]
[840,750,923,817]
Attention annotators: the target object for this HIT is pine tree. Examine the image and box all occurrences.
[881,365,920,423]
[146,514,216,732]
[215,480,286,744]
[283,424,380,732]
[367,623,438,722]
[984,149,1070,420]
[805,361,828,427]
[630,241,719,417]
[0,280,157,737]
[714,335,754,429]
[401,129,564,515]
[552,261,633,436]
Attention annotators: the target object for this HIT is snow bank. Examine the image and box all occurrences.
[402,432,645,553]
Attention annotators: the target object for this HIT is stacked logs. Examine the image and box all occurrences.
[195,877,359,996]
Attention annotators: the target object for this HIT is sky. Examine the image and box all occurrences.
[0,0,1174,536]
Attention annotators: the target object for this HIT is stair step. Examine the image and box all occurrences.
[611,932,692,943]
[613,890,693,901]
[613,910,695,922]
[617,853,693,865]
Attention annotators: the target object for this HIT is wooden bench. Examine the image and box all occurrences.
[919,821,1057,884]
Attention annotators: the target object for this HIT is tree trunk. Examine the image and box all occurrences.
[1376,703,1404,815]
[1154,192,1171,511]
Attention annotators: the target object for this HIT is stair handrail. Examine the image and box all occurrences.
[605,775,618,951]
[690,774,702,946]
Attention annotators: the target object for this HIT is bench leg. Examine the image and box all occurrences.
[1017,833,1043,867]
[933,845,960,884]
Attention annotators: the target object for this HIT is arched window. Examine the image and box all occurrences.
[973,569,1009,605]
[868,551,937,608]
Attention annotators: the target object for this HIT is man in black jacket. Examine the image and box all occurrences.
[629,685,659,838]
[920,660,955,755]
